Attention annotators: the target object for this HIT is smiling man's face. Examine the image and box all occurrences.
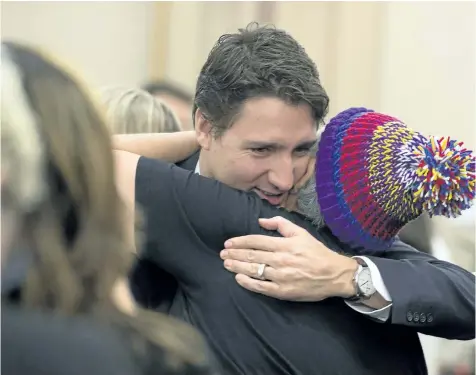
[196,97,317,206]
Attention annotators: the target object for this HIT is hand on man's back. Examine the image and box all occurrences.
[220,216,358,301]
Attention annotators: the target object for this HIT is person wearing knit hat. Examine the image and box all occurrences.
[313,107,475,252]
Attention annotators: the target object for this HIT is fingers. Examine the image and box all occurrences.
[224,259,277,281]
[225,217,308,252]
[234,274,283,299]
[258,216,306,237]
[225,235,283,252]
[220,249,276,267]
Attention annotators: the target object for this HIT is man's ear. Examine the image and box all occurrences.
[194,109,213,150]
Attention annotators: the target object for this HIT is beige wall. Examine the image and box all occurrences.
[1,1,154,88]
[274,2,385,117]
[2,1,474,148]
[161,1,475,147]
[380,2,475,148]
[161,1,263,93]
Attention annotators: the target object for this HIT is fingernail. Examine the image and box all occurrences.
[224,260,232,269]
[220,250,228,259]
[224,240,232,248]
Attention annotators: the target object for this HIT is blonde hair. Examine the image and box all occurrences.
[101,86,182,134]
[2,41,130,313]
[1,42,211,372]
[1,48,47,214]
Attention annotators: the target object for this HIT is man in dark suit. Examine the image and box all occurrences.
[124,23,474,373]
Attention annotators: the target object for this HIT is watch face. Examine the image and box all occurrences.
[358,268,376,297]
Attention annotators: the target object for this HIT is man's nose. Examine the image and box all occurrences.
[268,157,294,193]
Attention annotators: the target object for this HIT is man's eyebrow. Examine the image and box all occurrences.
[243,141,281,149]
[296,140,318,149]
[243,139,318,149]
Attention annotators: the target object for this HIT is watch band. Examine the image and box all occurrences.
[346,256,375,302]
[345,264,363,302]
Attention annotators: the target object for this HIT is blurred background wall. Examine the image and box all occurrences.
[1,1,155,87]
[2,1,474,147]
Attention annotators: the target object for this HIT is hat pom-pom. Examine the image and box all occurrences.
[411,136,475,217]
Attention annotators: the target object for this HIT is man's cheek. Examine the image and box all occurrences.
[222,159,258,189]
[237,161,267,186]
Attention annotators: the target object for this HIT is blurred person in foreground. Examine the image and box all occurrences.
[101,86,182,134]
[0,41,215,375]
[113,24,475,373]
[142,80,193,130]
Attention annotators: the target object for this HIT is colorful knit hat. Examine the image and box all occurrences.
[315,107,475,252]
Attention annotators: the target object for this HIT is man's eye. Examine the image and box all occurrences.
[251,147,271,154]
[294,147,312,155]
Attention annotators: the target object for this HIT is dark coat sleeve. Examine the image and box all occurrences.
[366,239,475,340]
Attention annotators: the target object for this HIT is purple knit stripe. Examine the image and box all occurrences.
[335,113,396,249]
[316,108,368,243]
[316,108,394,251]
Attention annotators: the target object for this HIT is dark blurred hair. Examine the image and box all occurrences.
[142,80,193,104]
[193,22,329,137]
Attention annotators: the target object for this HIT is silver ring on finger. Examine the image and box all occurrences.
[257,263,267,280]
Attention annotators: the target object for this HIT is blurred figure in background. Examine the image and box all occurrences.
[432,206,475,272]
[1,41,215,375]
[431,206,475,375]
[399,214,433,255]
[101,86,182,134]
[142,80,193,130]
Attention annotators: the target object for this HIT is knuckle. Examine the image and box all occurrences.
[246,251,255,262]
[291,245,303,256]
[280,254,295,267]
[275,253,287,267]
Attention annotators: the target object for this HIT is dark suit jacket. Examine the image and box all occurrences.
[130,153,199,312]
[130,152,475,341]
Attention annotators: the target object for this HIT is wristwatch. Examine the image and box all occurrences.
[347,258,376,302]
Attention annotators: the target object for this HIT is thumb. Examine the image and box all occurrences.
[258,216,305,238]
